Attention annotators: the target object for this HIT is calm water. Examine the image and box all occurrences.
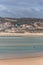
[0,36,43,59]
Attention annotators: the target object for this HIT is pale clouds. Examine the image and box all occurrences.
[0,4,7,11]
[0,0,43,18]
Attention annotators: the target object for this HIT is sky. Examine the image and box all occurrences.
[0,0,43,18]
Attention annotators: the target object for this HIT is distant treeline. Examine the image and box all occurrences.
[0,17,43,25]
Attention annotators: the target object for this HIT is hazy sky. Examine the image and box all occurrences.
[0,0,43,18]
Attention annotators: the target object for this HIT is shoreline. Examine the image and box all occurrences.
[0,32,43,36]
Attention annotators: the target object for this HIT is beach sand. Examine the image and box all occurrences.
[0,57,43,65]
[0,32,43,36]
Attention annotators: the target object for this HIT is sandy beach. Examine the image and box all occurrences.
[0,32,43,36]
[0,57,43,65]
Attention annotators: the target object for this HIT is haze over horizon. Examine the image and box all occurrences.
[0,0,43,18]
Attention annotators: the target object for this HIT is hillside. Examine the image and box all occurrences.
[0,17,43,33]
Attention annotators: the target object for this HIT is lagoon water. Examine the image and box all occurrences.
[0,36,43,59]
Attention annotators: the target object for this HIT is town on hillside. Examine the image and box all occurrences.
[0,17,43,33]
